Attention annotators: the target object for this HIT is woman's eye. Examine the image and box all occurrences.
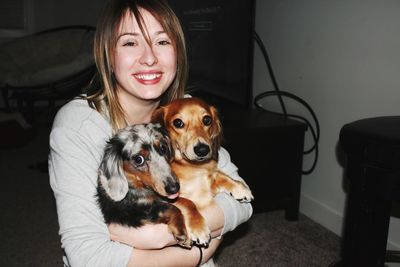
[157,40,171,46]
[123,41,136,47]
[173,119,184,129]
[132,155,145,166]
[203,115,212,126]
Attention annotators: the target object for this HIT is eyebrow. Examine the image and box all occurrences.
[117,30,167,40]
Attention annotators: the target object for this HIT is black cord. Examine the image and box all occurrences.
[253,31,320,175]
[195,245,203,267]
[254,32,287,117]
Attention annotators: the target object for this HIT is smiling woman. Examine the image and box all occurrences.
[48,0,252,266]
[113,9,177,118]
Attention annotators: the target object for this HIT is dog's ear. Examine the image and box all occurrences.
[154,123,175,162]
[210,106,223,160]
[98,139,129,201]
[151,106,166,126]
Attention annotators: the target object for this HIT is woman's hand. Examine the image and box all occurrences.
[108,223,177,249]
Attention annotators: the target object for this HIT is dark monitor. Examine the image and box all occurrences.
[167,0,256,109]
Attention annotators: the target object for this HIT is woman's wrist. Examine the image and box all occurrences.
[196,237,222,266]
[200,201,225,238]
[195,246,203,267]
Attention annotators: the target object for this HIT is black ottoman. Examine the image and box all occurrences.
[339,116,400,267]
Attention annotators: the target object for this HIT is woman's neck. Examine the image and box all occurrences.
[118,93,160,125]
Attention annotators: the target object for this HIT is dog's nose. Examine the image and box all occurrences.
[194,143,210,157]
[165,178,180,195]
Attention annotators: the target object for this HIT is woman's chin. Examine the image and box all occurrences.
[138,90,167,101]
[139,93,163,101]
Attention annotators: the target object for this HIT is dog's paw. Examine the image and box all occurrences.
[188,225,211,247]
[170,225,192,248]
[230,182,254,203]
[184,214,211,247]
[174,231,192,248]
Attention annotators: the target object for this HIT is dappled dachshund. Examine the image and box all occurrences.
[96,123,210,248]
[152,97,254,232]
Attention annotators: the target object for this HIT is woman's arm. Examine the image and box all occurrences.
[215,147,253,235]
[108,200,225,249]
[49,124,133,266]
[127,238,222,267]
[108,223,176,249]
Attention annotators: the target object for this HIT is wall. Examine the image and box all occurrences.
[253,0,400,250]
[0,0,105,43]
[34,0,107,32]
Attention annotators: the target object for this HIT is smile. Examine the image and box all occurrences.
[133,72,163,85]
[134,73,162,81]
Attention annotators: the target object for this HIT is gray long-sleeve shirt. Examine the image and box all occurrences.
[48,98,253,267]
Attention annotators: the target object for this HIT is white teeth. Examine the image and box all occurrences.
[135,73,161,80]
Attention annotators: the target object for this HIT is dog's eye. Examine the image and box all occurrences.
[158,144,168,156]
[173,119,184,129]
[203,115,212,126]
[132,155,145,166]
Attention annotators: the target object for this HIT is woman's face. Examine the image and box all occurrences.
[113,9,177,103]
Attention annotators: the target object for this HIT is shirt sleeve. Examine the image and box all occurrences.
[49,126,132,267]
[214,147,253,235]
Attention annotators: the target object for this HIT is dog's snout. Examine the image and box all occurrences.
[194,143,210,157]
[165,177,180,195]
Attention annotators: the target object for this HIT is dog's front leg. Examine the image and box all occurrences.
[212,171,254,202]
[155,202,192,248]
[173,198,211,247]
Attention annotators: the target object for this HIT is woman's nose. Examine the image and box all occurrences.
[139,44,158,66]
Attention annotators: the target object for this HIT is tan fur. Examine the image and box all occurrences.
[152,98,253,246]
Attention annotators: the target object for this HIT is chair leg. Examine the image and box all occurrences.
[2,88,11,111]
[25,100,35,124]
[342,161,392,267]
[386,250,400,263]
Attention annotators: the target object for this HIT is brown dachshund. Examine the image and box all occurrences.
[152,97,254,246]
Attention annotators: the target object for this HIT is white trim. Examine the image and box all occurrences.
[300,193,344,236]
[299,193,400,250]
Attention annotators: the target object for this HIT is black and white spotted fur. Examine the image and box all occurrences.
[96,123,188,242]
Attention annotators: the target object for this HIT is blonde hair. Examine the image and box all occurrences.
[86,0,187,130]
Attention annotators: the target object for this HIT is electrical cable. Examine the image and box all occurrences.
[254,32,288,117]
[253,31,320,174]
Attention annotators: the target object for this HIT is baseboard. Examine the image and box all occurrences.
[299,193,400,250]
[299,193,344,236]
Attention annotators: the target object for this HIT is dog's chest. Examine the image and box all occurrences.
[172,163,215,208]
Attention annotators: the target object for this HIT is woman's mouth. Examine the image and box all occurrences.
[134,72,162,85]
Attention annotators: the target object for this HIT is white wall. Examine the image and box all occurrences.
[253,0,400,249]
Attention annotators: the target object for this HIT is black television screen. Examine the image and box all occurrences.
[167,0,256,109]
